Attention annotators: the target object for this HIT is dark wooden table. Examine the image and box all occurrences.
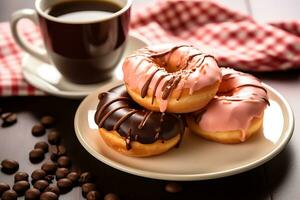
[1,0,300,199]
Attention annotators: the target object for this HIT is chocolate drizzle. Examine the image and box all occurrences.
[141,69,160,98]
[138,111,153,129]
[143,46,217,102]
[217,72,270,105]
[147,44,191,58]
[162,75,181,100]
[94,85,185,149]
[151,74,168,104]
[113,110,139,130]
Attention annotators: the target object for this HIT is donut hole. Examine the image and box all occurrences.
[152,57,184,73]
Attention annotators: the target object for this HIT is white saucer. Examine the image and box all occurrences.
[74,83,294,181]
[22,33,148,99]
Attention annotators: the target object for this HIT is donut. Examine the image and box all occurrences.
[187,68,269,144]
[122,44,222,113]
[94,85,185,157]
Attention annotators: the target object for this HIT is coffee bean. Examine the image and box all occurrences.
[57,178,73,194]
[12,180,30,196]
[57,156,71,168]
[34,142,49,153]
[1,159,19,174]
[87,191,100,200]
[33,180,49,192]
[1,189,18,200]
[41,161,57,175]
[50,145,66,156]
[47,131,61,145]
[67,171,80,185]
[40,192,58,200]
[82,183,97,197]
[165,182,182,193]
[0,182,10,196]
[104,193,120,200]
[50,145,66,161]
[50,154,58,162]
[44,185,60,196]
[1,112,17,127]
[25,188,41,200]
[55,168,69,180]
[44,175,54,183]
[31,124,46,137]
[41,116,56,128]
[29,149,45,163]
[14,172,29,182]
[79,172,94,185]
[31,169,46,182]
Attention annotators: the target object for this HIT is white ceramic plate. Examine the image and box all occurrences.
[74,83,294,181]
[22,33,148,99]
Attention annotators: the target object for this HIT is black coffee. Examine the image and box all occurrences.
[46,1,122,22]
[38,0,130,84]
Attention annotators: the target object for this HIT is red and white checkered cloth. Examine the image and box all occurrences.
[1,0,300,96]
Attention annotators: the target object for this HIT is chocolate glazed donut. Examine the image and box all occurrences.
[94,85,185,157]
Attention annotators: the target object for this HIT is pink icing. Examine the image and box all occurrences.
[198,68,269,141]
[122,44,222,112]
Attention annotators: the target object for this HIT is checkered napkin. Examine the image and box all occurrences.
[1,0,300,96]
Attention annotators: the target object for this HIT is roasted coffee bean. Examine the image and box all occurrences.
[41,116,55,128]
[165,182,183,193]
[31,124,46,137]
[87,191,100,200]
[25,188,41,200]
[1,159,19,174]
[14,172,29,182]
[41,161,57,175]
[33,180,49,192]
[50,154,58,162]
[47,131,60,145]
[1,112,17,127]
[0,182,10,196]
[79,172,94,185]
[31,169,46,181]
[56,178,73,194]
[50,145,66,161]
[34,142,49,153]
[29,149,45,163]
[40,191,58,200]
[82,183,97,197]
[1,189,18,200]
[44,185,60,196]
[57,156,71,168]
[104,193,120,200]
[55,168,69,180]
[50,145,66,156]
[44,175,54,183]
[67,171,80,185]
[13,180,30,196]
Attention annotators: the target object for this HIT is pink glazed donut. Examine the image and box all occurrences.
[187,68,269,143]
[122,44,222,113]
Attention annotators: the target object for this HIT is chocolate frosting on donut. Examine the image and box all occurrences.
[94,85,185,149]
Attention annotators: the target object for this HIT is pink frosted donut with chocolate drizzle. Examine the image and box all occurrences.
[122,44,222,113]
[187,68,269,144]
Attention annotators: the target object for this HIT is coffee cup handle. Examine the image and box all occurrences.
[10,9,50,63]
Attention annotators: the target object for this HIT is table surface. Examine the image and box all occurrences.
[1,0,300,200]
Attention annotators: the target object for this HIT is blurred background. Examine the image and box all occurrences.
[0,0,299,22]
